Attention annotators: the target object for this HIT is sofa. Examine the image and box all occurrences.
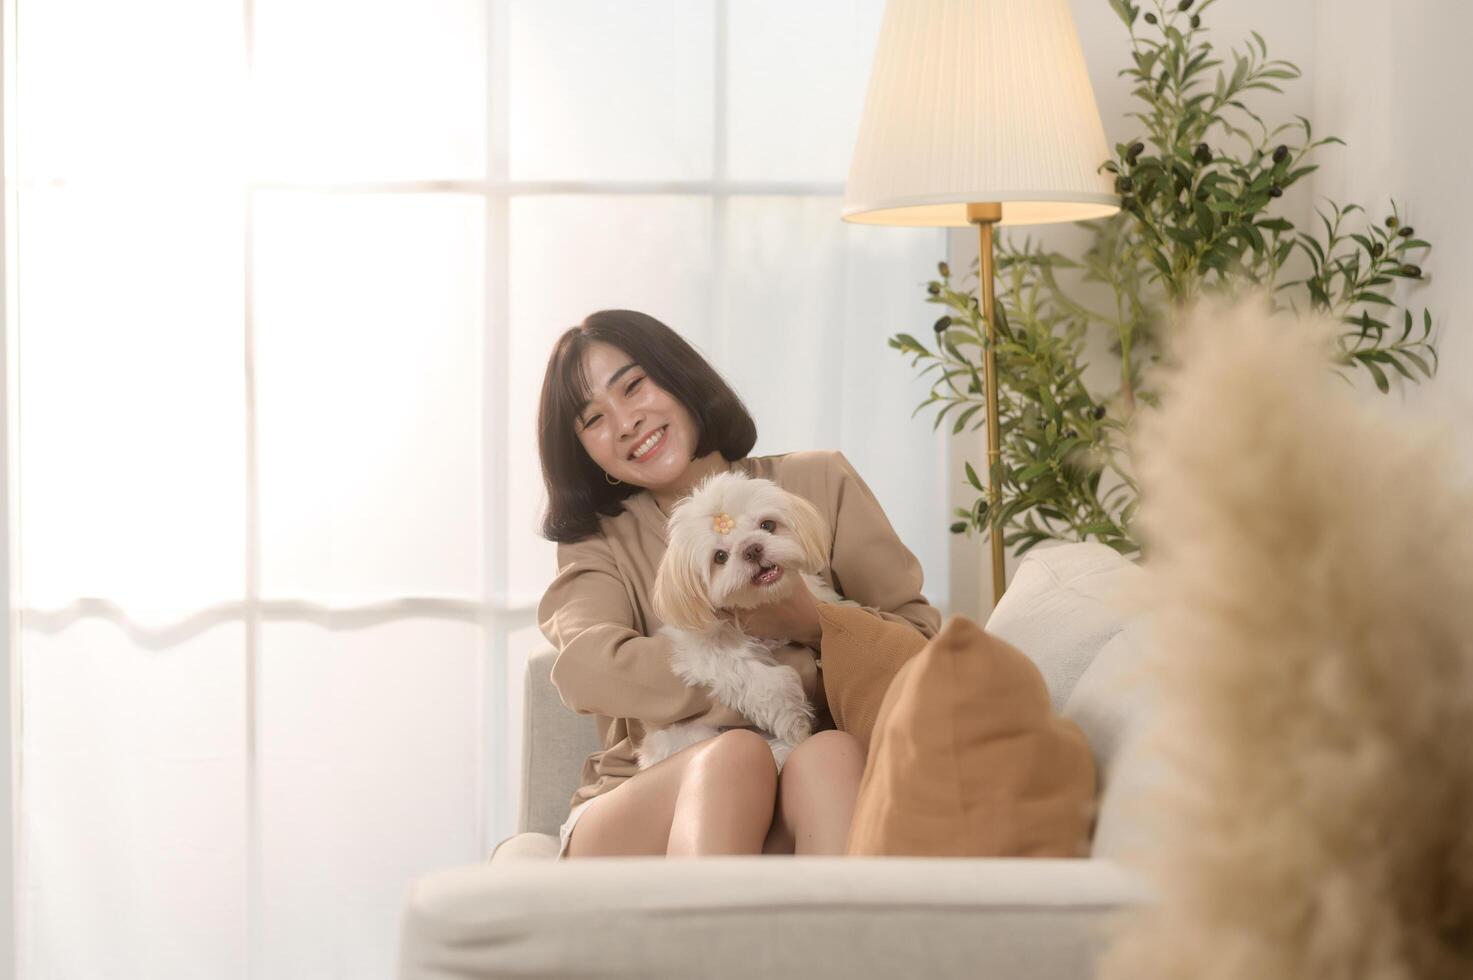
[398,541,1165,980]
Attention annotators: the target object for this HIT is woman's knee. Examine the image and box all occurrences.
[783,730,865,780]
[690,729,779,791]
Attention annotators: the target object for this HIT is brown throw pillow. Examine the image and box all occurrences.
[814,603,931,753]
[845,614,1098,858]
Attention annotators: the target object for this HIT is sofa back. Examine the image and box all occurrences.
[519,648,600,836]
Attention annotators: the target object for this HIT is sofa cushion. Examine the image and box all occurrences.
[846,614,1096,858]
[814,602,930,753]
[985,541,1145,713]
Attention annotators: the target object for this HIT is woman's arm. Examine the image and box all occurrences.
[539,534,720,727]
[824,449,943,640]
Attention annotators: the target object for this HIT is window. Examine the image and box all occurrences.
[5,1,949,976]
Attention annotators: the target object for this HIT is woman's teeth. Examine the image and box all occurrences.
[630,425,666,460]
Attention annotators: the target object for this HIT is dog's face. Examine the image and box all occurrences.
[651,472,830,630]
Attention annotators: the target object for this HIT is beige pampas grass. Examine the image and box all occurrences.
[1095,291,1473,979]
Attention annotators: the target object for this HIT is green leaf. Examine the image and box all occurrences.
[965,460,984,492]
[953,403,983,435]
[1363,357,1390,394]
[1385,354,1417,382]
[892,333,930,355]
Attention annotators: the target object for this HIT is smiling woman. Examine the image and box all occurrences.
[533,308,943,860]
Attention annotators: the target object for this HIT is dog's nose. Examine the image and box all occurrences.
[743,542,764,564]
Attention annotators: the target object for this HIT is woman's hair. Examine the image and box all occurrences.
[537,309,757,544]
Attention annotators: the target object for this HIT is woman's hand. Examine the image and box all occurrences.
[728,583,823,648]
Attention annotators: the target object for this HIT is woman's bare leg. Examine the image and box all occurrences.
[761,730,867,855]
[565,728,778,858]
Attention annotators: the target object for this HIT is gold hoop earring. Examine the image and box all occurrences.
[604,471,622,485]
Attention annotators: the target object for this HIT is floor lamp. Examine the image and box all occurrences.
[842,0,1121,609]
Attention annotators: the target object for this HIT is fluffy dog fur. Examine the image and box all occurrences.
[1096,291,1473,978]
[640,471,857,772]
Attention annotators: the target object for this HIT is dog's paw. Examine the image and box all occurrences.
[772,695,814,746]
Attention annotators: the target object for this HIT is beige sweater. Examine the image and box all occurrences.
[537,449,943,810]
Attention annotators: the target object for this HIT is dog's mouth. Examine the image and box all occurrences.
[751,561,783,586]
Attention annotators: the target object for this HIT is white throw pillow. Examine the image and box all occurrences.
[1062,613,1165,861]
[984,541,1145,713]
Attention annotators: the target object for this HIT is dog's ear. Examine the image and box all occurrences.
[651,545,720,631]
[782,491,831,574]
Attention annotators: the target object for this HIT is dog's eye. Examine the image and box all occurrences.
[759,519,776,533]
[714,550,728,565]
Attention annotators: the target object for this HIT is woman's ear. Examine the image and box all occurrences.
[651,545,719,631]
[782,491,831,575]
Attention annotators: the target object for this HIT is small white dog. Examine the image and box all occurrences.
[641,470,856,772]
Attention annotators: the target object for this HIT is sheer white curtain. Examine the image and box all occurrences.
[5,1,950,977]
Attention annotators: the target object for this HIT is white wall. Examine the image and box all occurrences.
[1312,0,1473,465]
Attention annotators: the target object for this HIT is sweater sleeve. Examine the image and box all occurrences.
[538,533,721,727]
[825,449,943,642]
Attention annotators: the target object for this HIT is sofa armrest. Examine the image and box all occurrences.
[399,856,1154,980]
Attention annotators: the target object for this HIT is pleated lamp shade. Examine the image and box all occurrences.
[843,0,1120,227]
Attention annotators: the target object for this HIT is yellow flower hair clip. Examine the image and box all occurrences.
[713,512,735,535]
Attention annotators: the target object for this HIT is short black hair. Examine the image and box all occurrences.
[537,310,757,543]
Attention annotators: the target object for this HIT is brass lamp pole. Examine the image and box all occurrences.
[841,0,1120,617]
[967,203,1006,607]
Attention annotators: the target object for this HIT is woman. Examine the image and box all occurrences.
[536,309,941,857]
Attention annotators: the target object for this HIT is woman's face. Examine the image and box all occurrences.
[574,340,696,490]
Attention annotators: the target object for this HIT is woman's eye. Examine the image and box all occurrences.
[759,519,776,532]
[627,377,642,394]
[582,415,600,429]
[714,550,727,565]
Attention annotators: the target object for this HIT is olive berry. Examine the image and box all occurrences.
[1269,185,1283,198]
[927,282,941,295]
[934,316,951,333]
[1194,143,1211,164]
[1273,145,1289,164]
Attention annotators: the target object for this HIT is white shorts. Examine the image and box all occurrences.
[557,795,602,860]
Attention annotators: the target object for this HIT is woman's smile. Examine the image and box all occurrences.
[628,424,669,463]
